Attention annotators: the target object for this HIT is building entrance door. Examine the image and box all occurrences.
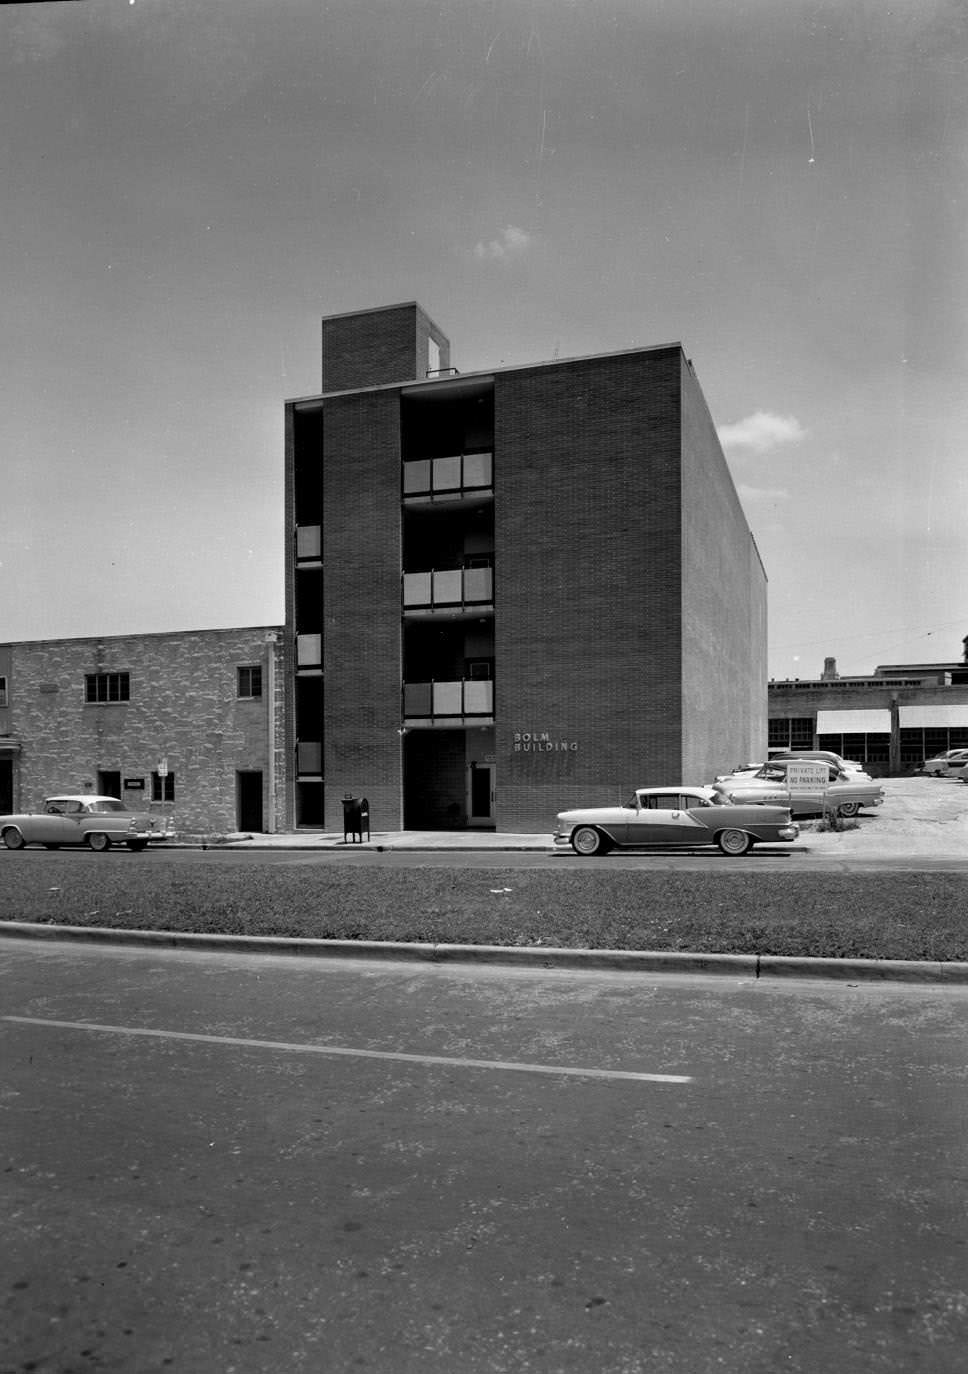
[467,762,495,827]
[237,771,264,833]
[98,770,121,799]
[0,759,12,814]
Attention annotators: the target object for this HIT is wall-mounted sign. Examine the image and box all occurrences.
[124,777,146,790]
[513,731,579,753]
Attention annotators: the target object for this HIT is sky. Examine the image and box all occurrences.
[2,0,966,679]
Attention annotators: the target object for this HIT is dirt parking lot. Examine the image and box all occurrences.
[801,773,968,858]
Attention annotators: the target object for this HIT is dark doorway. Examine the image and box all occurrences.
[468,761,495,824]
[98,770,121,799]
[237,771,264,833]
[0,759,12,814]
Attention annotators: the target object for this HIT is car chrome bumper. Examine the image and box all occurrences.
[778,825,799,840]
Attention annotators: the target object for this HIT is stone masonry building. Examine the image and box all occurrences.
[0,628,284,835]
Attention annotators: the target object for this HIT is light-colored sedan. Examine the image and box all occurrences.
[920,749,968,777]
[713,761,884,818]
[769,749,867,774]
[554,786,799,856]
[0,795,175,852]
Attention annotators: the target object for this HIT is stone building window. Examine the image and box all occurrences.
[85,672,130,704]
[237,665,263,699]
[0,676,7,707]
[152,772,175,802]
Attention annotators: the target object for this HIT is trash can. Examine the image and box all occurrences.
[342,795,370,844]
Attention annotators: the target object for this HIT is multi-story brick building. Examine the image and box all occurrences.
[0,628,284,835]
[285,302,768,832]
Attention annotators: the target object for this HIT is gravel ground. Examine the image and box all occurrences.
[797,773,968,857]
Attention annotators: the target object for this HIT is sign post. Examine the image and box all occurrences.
[784,761,831,819]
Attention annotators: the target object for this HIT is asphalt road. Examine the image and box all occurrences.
[5,844,967,873]
[3,940,967,1373]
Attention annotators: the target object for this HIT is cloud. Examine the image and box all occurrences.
[737,483,791,503]
[473,225,533,262]
[717,411,806,455]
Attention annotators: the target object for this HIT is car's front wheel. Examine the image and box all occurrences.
[2,827,26,851]
[571,826,610,856]
[716,828,753,856]
[87,832,111,852]
[837,801,861,818]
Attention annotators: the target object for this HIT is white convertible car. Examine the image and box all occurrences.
[554,786,799,856]
[0,795,175,852]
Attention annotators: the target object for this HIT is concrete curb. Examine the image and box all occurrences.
[2,921,967,983]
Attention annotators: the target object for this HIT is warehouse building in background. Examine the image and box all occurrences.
[768,641,968,774]
[285,302,767,833]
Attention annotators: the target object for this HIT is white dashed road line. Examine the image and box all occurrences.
[2,1016,692,1084]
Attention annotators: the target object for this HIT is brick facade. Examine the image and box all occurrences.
[320,302,450,394]
[680,355,768,780]
[321,390,404,831]
[1,628,285,836]
[495,349,687,828]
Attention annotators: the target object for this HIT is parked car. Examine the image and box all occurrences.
[769,749,867,773]
[0,795,175,852]
[713,761,883,818]
[919,748,968,777]
[553,786,799,856]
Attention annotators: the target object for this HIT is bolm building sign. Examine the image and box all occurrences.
[512,731,579,753]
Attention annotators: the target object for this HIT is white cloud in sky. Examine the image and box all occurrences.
[473,224,533,262]
[717,410,806,455]
[738,483,791,503]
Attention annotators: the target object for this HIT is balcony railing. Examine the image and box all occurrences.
[402,566,493,612]
[403,452,492,500]
[296,633,322,668]
[403,679,494,721]
[295,525,321,560]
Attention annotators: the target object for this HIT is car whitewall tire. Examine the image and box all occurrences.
[716,828,753,856]
[571,826,609,856]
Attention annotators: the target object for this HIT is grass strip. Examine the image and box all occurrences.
[2,861,967,962]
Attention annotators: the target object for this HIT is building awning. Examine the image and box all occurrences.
[899,705,968,727]
[816,709,891,733]
[0,739,22,754]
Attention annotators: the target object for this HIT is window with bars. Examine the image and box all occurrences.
[0,675,7,708]
[85,672,130,704]
[151,772,175,802]
[237,665,263,699]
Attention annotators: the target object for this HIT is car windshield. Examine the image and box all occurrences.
[88,800,128,814]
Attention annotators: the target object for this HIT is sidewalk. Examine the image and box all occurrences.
[216,830,553,851]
